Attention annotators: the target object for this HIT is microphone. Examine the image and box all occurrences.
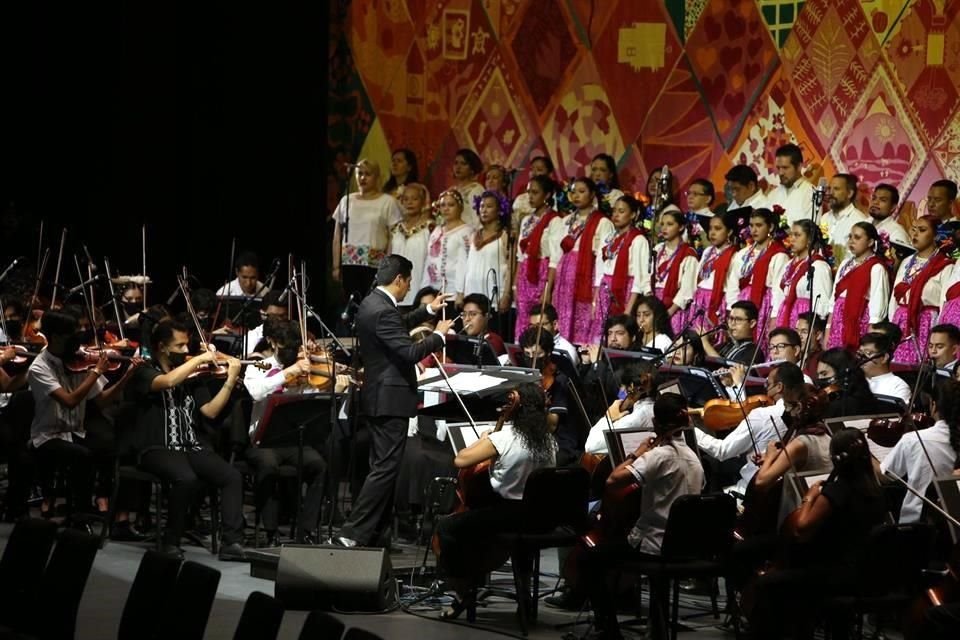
[0,257,26,284]
[340,292,360,322]
[81,245,98,272]
[67,274,104,296]
[277,275,296,304]
[813,178,828,208]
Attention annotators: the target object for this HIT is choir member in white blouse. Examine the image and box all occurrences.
[826,222,891,352]
[589,153,625,210]
[772,219,832,328]
[693,212,740,333]
[867,183,910,248]
[389,183,434,306]
[450,148,484,227]
[512,175,559,339]
[456,191,511,313]
[511,156,555,227]
[727,208,788,340]
[888,215,954,364]
[419,190,473,294]
[652,210,698,336]
[331,158,404,298]
[382,148,419,198]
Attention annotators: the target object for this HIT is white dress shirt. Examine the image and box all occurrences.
[767,178,815,224]
[821,203,868,264]
[728,189,770,213]
[553,333,579,364]
[880,420,957,523]
[872,215,910,248]
[695,399,785,495]
[867,371,911,406]
[584,399,655,455]
[216,278,268,298]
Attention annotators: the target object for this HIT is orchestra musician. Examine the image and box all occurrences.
[796,311,826,379]
[243,291,289,357]
[814,348,878,418]
[216,251,267,298]
[701,300,761,364]
[928,323,960,375]
[516,326,572,463]
[583,361,657,456]
[858,332,911,406]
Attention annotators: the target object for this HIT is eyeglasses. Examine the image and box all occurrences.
[856,351,880,359]
[768,343,798,352]
[727,316,750,324]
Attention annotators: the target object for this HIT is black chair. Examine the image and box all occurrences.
[621,493,737,640]
[342,628,386,640]
[155,560,221,640]
[823,522,936,638]
[0,518,58,632]
[232,591,285,640]
[117,550,183,640]
[495,466,590,635]
[297,610,345,640]
[30,528,101,640]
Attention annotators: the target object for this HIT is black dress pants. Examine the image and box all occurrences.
[138,448,244,546]
[245,444,326,533]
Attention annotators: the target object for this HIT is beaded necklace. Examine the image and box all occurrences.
[655,241,681,284]
[602,228,633,261]
[739,241,768,279]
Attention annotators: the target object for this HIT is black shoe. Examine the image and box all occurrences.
[218,542,247,562]
[440,592,477,623]
[544,587,586,611]
[111,521,148,542]
[264,531,280,548]
[161,544,185,560]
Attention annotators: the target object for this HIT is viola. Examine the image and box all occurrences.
[689,394,772,432]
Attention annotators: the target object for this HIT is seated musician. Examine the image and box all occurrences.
[701,300,761,364]
[244,291,288,357]
[583,361,657,455]
[719,327,812,402]
[528,303,579,364]
[458,293,508,364]
[0,324,31,519]
[434,383,557,620]
[878,378,960,523]
[695,362,803,496]
[0,296,26,343]
[814,348,877,417]
[580,314,639,418]
[118,283,144,333]
[796,311,826,379]
[582,393,704,640]
[216,251,268,298]
[744,428,888,638]
[26,311,140,519]
[928,323,960,375]
[517,326,573,464]
[128,320,247,560]
[243,321,328,546]
[858,332,911,406]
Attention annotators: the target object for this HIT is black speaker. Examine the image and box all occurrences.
[275,545,396,611]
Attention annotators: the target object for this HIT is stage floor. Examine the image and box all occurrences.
[0,522,746,640]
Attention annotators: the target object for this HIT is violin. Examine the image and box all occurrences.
[185,353,269,379]
[64,346,137,373]
[0,343,42,372]
[867,412,936,448]
[689,394,772,432]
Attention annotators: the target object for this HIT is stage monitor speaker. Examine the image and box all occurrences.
[275,545,396,611]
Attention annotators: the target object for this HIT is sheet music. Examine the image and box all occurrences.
[420,371,507,393]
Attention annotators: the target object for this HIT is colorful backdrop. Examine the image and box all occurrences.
[328,0,960,213]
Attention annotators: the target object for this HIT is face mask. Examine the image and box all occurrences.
[2,319,22,339]
[122,301,141,315]
[168,352,188,367]
[814,377,836,390]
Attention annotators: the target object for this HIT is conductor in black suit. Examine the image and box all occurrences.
[335,254,455,547]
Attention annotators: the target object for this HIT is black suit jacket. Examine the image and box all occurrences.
[357,288,445,418]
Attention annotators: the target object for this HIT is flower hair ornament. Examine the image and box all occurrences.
[771,205,790,244]
[431,188,465,219]
[935,220,960,260]
[472,190,512,225]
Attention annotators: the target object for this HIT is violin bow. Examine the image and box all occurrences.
[72,255,103,352]
[878,458,960,529]
[429,352,482,439]
[0,297,9,345]
[50,228,67,309]
[726,334,765,457]
[102,256,126,342]
[25,248,50,324]
[141,225,148,311]
[179,275,212,354]
[441,276,447,363]
[36,219,44,280]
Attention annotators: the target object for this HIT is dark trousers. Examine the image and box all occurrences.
[138,448,244,546]
[435,499,527,584]
[0,402,34,518]
[33,431,114,509]
[245,445,326,533]
[338,414,406,545]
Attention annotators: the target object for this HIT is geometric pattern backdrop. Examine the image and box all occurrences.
[329,0,960,213]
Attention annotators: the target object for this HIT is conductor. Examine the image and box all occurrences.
[333,254,455,547]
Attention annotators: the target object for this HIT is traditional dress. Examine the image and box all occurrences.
[772,255,833,327]
[419,223,473,292]
[514,208,559,338]
[589,227,650,342]
[938,262,960,327]
[889,252,954,364]
[390,217,433,306]
[693,244,738,333]
[652,241,699,335]
[728,240,788,341]
[827,255,890,351]
[550,211,614,344]
[457,228,511,303]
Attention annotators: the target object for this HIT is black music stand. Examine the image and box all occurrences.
[444,334,501,366]
[253,391,339,542]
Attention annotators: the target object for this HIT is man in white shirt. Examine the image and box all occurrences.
[860,332,911,406]
[244,292,288,357]
[696,362,804,495]
[821,173,868,264]
[867,183,910,247]
[583,362,656,454]
[929,324,960,375]
[724,165,769,212]
[216,251,269,298]
[879,381,959,522]
[767,143,816,224]
[528,303,579,364]
[927,179,959,223]
[685,178,715,217]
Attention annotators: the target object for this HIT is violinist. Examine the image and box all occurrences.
[744,428,887,638]
[528,303,578,365]
[243,291,288,357]
[696,362,801,495]
[928,324,960,376]
[701,300,761,364]
[127,320,247,561]
[118,283,144,331]
[796,311,826,380]
[579,314,638,418]
[859,332,912,406]
[582,393,704,640]
[878,378,960,523]
[0,296,26,343]
[815,348,877,418]
[583,361,657,455]
[243,321,327,546]
[516,326,572,462]
[216,251,268,298]
[27,310,140,520]
[434,383,557,620]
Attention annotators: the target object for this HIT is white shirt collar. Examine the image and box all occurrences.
[833,202,859,219]
[377,287,398,307]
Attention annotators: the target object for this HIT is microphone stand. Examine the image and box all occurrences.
[798,293,822,372]
[0,257,23,286]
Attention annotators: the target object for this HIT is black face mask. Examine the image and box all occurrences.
[122,301,141,315]
[276,346,300,369]
[168,352,189,367]
[2,319,22,340]
[814,376,836,390]
[63,336,83,356]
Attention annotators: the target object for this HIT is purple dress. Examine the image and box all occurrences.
[826,296,872,350]
[555,250,594,344]
[892,307,936,364]
[590,274,634,344]
[515,257,549,339]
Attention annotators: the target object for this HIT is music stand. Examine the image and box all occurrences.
[603,427,655,466]
[253,391,340,542]
[219,295,263,333]
[211,332,244,357]
[444,335,501,366]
